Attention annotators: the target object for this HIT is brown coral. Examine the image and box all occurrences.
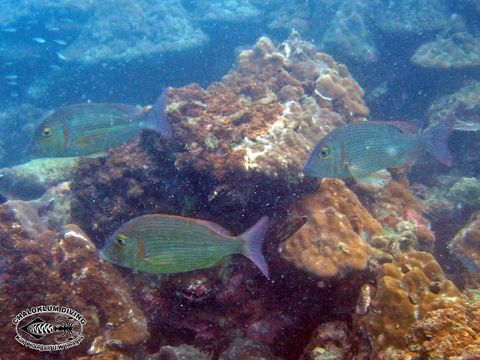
[0,207,148,359]
[279,179,381,278]
[405,301,480,359]
[372,179,435,253]
[168,33,365,180]
[72,34,367,241]
[359,251,465,354]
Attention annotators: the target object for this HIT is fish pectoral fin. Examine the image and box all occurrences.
[345,163,363,181]
[85,151,108,158]
[354,170,391,190]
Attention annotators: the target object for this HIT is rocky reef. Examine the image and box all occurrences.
[428,81,480,131]
[358,251,479,359]
[2,34,479,359]
[72,34,368,242]
[0,208,148,359]
[411,31,480,69]
[279,179,381,279]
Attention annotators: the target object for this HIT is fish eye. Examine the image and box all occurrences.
[319,145,330,158]
[41,127,52,137]
[115,234,128,245]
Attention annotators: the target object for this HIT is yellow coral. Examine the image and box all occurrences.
[359,251,465,353]
[279,179,381,278]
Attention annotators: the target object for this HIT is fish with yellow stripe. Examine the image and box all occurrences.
[28,90,172,158]
[100,214,270,278]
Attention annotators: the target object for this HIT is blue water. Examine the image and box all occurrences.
[1,0,480,358]
[0,0,479,166]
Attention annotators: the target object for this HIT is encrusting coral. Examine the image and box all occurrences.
[358,251,467,356]
[72,34,368,242]
[169,33,367,180]
[279,179,381,279]
[0,207,148,359]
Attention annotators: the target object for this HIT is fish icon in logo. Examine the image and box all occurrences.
[20,315,81,343]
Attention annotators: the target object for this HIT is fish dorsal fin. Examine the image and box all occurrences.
[195,219,232,236]
[369,120,419,135]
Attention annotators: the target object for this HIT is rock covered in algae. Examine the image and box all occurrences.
[0,208,148,359]
[279,179,381,279]
[358,251,466,356]
[170,33,367,179]
[372,179,435,254]
[320,1,378,63]
[370,0,451,34]
[428,81,480,131]
[57,0,208,64]
[4,181,73,237]
[411,31,480,69]
[0,157,78,200]
[300,321,368,359]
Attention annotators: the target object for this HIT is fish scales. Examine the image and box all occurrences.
[40,104,144,154]
[101,214,270,276]
[28,97,172,157]
[140,217,239,258]
[340,123,422,176]
[65,104,142,132]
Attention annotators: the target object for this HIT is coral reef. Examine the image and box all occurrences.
[372,180,435,253]
[370,0,451,34]
[151,344,211,360]
[219,338,279,359]
[0,208,148,358]
[0,1,207,65]
[172,33,367,178]
[0,157,78,200]
[427,81,480,131]
[279,179,381,279]
[449,177,480,207]
[72,35,367,241]
[411,31,480,69]
[320,1,378,63]
[450,210,480,274]
[358,251,467,356]
[5,181,73,236]
[62,0,208,64]
[186,0,260,22]
[301,321,368,359]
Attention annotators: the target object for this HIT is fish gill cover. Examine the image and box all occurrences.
[0,0,480,359]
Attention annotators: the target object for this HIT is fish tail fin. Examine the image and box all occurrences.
[146,88,173,138]
[424,114,455,166]
[240,216,269,279]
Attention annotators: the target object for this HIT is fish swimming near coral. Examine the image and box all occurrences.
[28,90,172,158]
[101,214,270,278]
[304,116,455,183]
